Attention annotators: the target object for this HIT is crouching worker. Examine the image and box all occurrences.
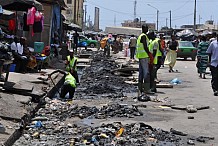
[48,69,77,100]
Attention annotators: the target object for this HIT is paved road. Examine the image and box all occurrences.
[148,58,218,145]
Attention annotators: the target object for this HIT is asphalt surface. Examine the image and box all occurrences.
[150,58,218,145]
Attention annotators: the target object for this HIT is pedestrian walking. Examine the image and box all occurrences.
[160,34,166,67]
[206,35,218,96]
[129,35,137,60]
[103,34,113,57]
[164,34,178,72]
[136,25,154,96]
[196,36,209,79]
[73,30,79,54]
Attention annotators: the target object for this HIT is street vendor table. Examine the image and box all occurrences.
[0,59,13,82]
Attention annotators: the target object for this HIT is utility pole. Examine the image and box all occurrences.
[170,10,172,29]
[74,0,77,24]
[193,0,197,30]
[166,18,168,27]
[114,14,116,26]
[147,4,159,31]
[134,0,137,20]
[157,10,159,31]
[84,5,87,29]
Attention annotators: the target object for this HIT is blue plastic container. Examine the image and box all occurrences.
[34,42,44,53]
[9,64,16,72]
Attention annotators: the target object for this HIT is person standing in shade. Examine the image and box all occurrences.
[129,35,137,61]
[207,34,218,96]
[136,25,154,96]
[196,35,209,79]
[164,35,178,72]
[73,30,79,54]
[65,50,79,83]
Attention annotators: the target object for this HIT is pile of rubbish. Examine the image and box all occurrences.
[37,98,144,121]
[76,53,136,98]
[14,119,214,146]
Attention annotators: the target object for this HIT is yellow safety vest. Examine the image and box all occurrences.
[136,33,150,59]
[66,56,78,71]
[64,73,77,88]
[149,38,162,64]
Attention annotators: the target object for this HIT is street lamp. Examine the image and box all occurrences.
[147,4,159,31]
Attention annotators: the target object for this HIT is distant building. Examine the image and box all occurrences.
[181,20,218,30]
[121,20,156,30]
[62,0,84,27]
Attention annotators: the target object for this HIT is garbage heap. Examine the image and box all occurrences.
[75,53,136,99]
[13,98,214,146]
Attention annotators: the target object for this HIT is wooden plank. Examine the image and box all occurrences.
[156,83,173,88]
[77,58,92,64]
[78,54,92,58]
[77,64,91,68]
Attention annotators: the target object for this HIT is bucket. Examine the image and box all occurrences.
[9,64,16,72]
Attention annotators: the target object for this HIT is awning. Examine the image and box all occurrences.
[0,0,43,11]
[68,23,82,32]
[0,9,15,20]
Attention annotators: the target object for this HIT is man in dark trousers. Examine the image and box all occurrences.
[207,34,218,96]
[73,31,79,54]
[136,25,154,97]
[49,70,77,100]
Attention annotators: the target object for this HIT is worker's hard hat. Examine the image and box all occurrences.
[69,49,74,53]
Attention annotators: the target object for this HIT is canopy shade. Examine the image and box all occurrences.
[0,9,15,20]
[68,23,82,32]
[0,0,43,11]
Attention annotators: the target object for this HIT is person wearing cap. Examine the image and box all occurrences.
[49,69,76,100]
[65,50,79,83]
[104,34,113,57]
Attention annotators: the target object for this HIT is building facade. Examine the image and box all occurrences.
[121,20,156,30]
[63,0,84,27]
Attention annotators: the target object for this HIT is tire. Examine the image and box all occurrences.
[184,57,187,60]
[191,57,196,61]
[90,43,95,48]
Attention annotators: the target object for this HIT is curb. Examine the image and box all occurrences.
[3,76,65,146]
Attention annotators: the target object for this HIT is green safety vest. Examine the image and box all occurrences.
[66,56,78,71]
[136,33,150,59]
[64,73,77,88]
[149,38,162,64]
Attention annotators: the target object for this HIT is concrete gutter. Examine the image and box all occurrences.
[3,75,65,146]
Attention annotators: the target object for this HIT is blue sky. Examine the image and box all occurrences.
[86,0,218,30]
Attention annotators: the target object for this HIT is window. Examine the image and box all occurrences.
[67,0,72,4]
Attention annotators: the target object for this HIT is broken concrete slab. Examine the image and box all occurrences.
[14,95,32,105]
[0,93,27,121]
[3,81,33,93]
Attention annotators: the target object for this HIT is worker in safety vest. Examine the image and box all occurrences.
[136,25,154,97]
[65,49,79,83]
[148,32,163,92]
[48,70,77,100]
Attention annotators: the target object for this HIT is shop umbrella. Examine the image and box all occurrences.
[0,0,43,11]
[0,9,15,20]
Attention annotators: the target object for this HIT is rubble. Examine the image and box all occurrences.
[75,53,137,98]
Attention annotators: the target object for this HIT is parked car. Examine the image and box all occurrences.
[79,35,97,48]
[177,41,197,61]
